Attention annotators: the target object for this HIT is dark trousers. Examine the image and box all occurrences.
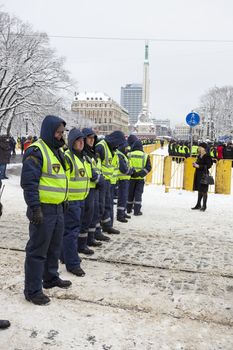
[24,203,64,298]
[88,189,100,243]
[79,189,95,249]
[99,179,112,230]
[117,180,129,219]
[62,200,82,270]
[0,164,7,179]
[127,179,145,214]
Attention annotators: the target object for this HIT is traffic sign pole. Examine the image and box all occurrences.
[190,126,193,157]
[185,112,200,157]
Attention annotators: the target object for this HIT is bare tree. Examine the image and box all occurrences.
[0,11,73,135]
[197,86,233,141]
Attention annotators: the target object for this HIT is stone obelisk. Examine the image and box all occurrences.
[135,41,154,134]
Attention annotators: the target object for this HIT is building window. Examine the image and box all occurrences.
[104,118,106,123]
[109,118,111,123]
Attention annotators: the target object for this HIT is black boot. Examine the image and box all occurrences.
[103,227,120,234]
[95,232,110,241]
[78,247,95,255]
[191,192,202,210]
[117,217,128,223]
[200,193,207,211]
[125,214,131,219]
[0,320,10,329]
[88,240,102,247]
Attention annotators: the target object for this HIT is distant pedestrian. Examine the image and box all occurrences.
[23,135,33,152]
[192,142,213,212]
[0,135,12,179]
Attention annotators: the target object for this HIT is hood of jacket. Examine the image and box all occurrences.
[105,131,126,150]
[127,134,138,146]
[68,128,84,151]
[40,115,66,149]
[131,139,143,151]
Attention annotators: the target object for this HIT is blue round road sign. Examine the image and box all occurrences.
[186,112,200,127]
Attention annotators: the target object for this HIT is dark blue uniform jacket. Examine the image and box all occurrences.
[21,115,66,208]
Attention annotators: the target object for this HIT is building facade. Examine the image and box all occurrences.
[71,92,129,135]
[120,84,142,125]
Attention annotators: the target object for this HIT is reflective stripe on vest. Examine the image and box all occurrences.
[110,152,119,185]
[96,140,115,180]
[86,155,102,189]
[128,150,147,179]
[117,150,131,181]
[66,150,91,201]
[30,139,68,204]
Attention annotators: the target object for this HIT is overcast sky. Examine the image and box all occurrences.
[1,0,233,126]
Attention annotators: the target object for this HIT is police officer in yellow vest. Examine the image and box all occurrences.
[96,131,126,235]
[62,128,92,275]
[21,115,71,305]
[127,139,152,216]
[82,128,109,245]
[116,143,134,222]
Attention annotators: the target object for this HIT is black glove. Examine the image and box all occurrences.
[131,171,139,178]
[95,174,105,190]
[128,167,135,176]
[0,202,2,217]
[31,206,43,225]
[132,170,146,178]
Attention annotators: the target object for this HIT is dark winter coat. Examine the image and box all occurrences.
[193,153,213,193]
[21,115,66,208]
[0,135,12,164]
[95,131,126,161]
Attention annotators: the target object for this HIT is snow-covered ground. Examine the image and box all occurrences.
[0,162,233,350]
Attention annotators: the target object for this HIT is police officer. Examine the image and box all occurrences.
[116,143,134,222]
[127,139,152,216]
[82,128,109,245]
[21,115,72,305]
[96,131,126,235]
[62,128,92,275]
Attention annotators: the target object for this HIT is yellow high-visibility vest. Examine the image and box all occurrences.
[30,139,68,204]
[117,150,131,181]
[96,140,115,181]
[85,155,102,189]
[128,150,148,180]
[110,152,119,185]
[66,150,91,201]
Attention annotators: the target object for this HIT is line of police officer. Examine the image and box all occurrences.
[21,115,151,305]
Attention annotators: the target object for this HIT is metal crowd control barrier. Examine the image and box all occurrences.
[143,146,232,194]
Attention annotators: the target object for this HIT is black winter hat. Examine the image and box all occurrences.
[199,142,207,149]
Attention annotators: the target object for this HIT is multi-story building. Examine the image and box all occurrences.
[71,91,129,135]
[174,123,201,141]
[120,84,142,125]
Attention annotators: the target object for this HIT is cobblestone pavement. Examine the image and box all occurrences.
[1,248,233,350]
[1,172,233,348]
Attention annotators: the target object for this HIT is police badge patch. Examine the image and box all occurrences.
[79,169,85,177]
[108,159,112,164]
[52,164,61,173]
